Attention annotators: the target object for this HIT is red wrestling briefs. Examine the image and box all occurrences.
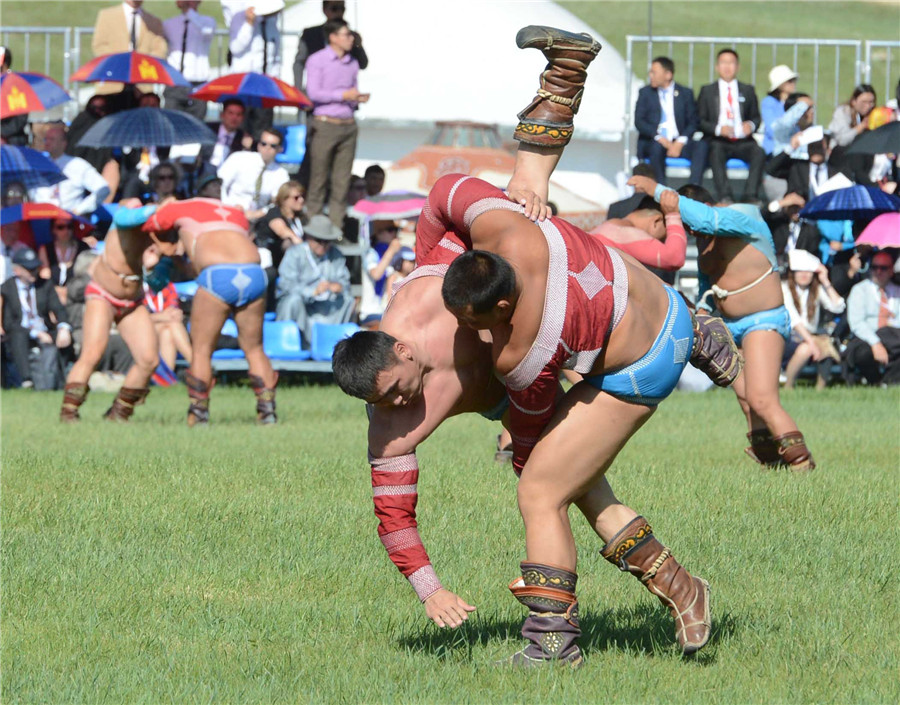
[85,280,141,321]
[370,452,443,602]
[418,174,629,473]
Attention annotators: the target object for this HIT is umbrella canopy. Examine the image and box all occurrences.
[845,121,900,156]
[0,144,66,189]
[71,52,190,87]
[350,190,428,220]
[856,212,900,248]
[799,184,900,221]
[0,203,93,244]
[190,72,311,109]
[1,71,71,117]
[77,107,216,148]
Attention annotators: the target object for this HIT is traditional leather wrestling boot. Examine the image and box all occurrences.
[504,562,583,668]
[103,386,150,421]
[513,25,602,147]
[186,372,214,427]
[602,517,711,656]
[249,372,278,425]
[774,431,815,471]
[690,311,743,387]
[60,382,89,422]
[745,429,782,467]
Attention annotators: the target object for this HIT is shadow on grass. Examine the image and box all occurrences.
[398,605,741,664]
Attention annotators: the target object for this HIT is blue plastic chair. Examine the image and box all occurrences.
[174,280,199,299]
[263,320,311,360]
[663,157,749,170]
[275,124,307,165]
[264,311,276,321]
[310,322,360,361]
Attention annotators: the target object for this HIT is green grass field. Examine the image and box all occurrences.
[2,383,898,703]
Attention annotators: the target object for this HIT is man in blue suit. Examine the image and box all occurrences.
[635,56,708,186]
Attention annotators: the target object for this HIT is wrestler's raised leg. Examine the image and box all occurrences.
[234,295,278,424]
[187,287,230,425]
[105,305,158,421]
[60,297,115,421]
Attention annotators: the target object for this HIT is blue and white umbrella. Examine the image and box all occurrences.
[76,107,216,148]
[0,144,66,189]
[799,184,900,221]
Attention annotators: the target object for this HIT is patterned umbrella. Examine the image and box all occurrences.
[0,72,71,117]
[350,190,428,220]
[76,107,216,148]
[0,203,93,247]
[0,144,66,189]
[190,72,311,108]
[856,212,900,248]
[71,52,191,87]
[799,184,900,221]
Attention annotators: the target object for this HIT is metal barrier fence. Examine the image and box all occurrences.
[864,39,900,103]
[623,35,874,171]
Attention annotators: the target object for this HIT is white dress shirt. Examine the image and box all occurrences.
[163,9,216,82]
[30,154,110,216]
[228,11,281,75]
[211,125,239,168]
[123,2,141,48]
[218,151,289,211]
[808,162,829,199]
[656,84,685,143]
[15,278,48,336]
[716,78,745,138]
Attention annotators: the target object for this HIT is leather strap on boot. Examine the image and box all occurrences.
[774,431,815,471]
[186,372,214,427]
[103,386,149,422]
[249,372,278,425]
[60,382,89,423]
[602,517,711,656]
[690,311,743,388]
[513,25,601,147]
[745,429,782,466]
[504,562,583,668]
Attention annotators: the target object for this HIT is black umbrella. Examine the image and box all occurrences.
[76,107,216,148]
[845,121,900,155]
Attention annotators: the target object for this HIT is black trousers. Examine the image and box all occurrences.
[706,136,765,201]
[1,326,63,389]
[844,327,900,386]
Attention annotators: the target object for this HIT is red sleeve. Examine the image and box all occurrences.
[609,214,686,270]
[507,363,561,476]
[371,453,443,601]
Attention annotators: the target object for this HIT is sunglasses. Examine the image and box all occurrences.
[156,174,176,181]
[258,140,280,149]
[870,264,892,271]
[325,4,345,11]
[289,194,304,200]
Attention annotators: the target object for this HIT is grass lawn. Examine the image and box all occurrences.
[2,383,898,703]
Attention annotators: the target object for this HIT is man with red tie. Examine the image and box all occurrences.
[697,49,766,205]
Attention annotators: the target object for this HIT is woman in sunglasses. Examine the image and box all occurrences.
[37,218,90,305]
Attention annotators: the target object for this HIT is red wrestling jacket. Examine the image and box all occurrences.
[142,198,249,233]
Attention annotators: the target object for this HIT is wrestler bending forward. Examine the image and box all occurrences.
[136,198,279,425]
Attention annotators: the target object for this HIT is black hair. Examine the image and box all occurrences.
[783,92,810,112]
[717,48,739,62]
[258,127,283,146]
[222,97,245,111]
[652,56,675,74]
[332,330,399,400]
[632,162,655,179]
[547,201,559,216]
[324,19,349,38]
[637,196,663,213]
[364,164,385,178]
[677,184,715,205]
[442,250,516,315]
[150,160,182,186]
[0,46,12,70]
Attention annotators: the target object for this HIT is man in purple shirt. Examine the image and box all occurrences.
[304,19,370,229]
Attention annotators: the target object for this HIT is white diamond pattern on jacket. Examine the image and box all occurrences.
[570,261,610,300]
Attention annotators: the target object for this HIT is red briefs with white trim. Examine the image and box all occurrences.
[85,280,141,322]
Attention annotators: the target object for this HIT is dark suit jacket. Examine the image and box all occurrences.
[787,161,839,201]
[292,24,368,88]
[634,82,699,145]
[697,80,761,138]
[199,123,248,163]
[1,276,69,335]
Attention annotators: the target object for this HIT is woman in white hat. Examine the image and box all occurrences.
[781,248,845,389]
[762,65,799,156]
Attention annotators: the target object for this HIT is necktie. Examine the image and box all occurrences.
[878,289,890,329]
[130,11,138,50]
[254,164,266,207]
[180,17,189,73]
[261,17,268,75]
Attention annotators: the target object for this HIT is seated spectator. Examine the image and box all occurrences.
[218,127,289,220]
[364,164,385,197]
[2,181,27,208]
[358,221,402,328]
[201,98,251,169]
[844,250,900,385]
[275,214,353,346]
[697,48,765,204]
[255,181,306,270]
[123,161,182,204]
[383,246,416,298]
[829,84,877,184]
[196,174,222,200]
[781,249,845,389]
[0,221,28,259]
[143,277,192,374]
[634,55,707,187]
[37,218,90,305]
[830,246,871,299]
[761,65,798,156]
[766,93,816,181]
[0,248,71,389]
[786,137,839,202]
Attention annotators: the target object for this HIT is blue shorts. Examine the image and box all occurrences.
[722,305,790,346]
[197,264,268,308]
[584,286,693,406]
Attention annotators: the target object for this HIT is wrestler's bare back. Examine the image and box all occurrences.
[697,236,784,318]
[173,219,260,273]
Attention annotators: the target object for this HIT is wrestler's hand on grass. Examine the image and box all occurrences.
[424,588,476,628]
[627,174,658,196]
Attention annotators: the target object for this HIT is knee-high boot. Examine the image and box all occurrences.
[249,372,278,424]
[774,431,815,471]
[745,429,782,466]
[103,386,150,422]
[690,311,743,387]
[601,517,711,656]
[186,372,214,427]
[60,382,89,422]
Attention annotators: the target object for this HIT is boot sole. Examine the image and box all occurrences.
[515,25,601,54]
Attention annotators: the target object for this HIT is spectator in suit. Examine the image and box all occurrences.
[162,0,217,120]
[829,84,877,185]
[763,191,818,262]
[0,47,30,147]
[697,49,765,204]
[293,0,367,92]
[0,248,71,389]
[785,137,838,202]
[634,56,708,186]
[229,0,283,138]
[201,99,250,169]
[305,20,370,230]
[761,65,798,156]
[218,126,289,219]
[845,250,900,385]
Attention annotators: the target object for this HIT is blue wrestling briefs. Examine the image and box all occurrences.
[197,264,268,308]
[721,305,790,346]
[584,286,693,406]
